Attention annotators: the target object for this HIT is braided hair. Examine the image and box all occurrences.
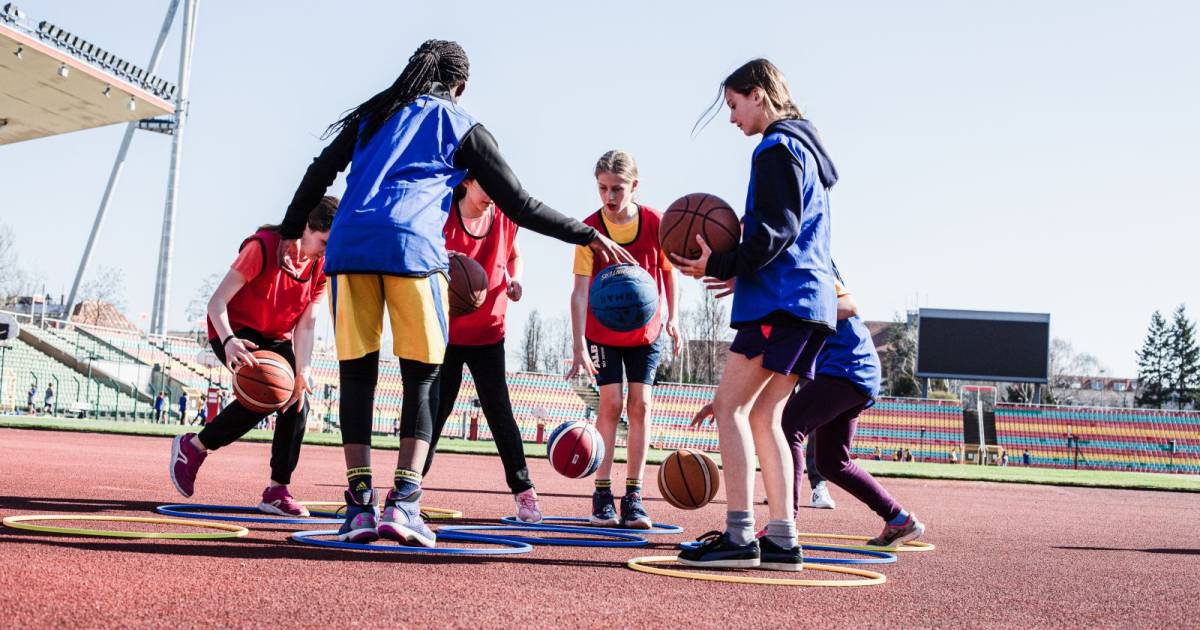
[323,39,470,144]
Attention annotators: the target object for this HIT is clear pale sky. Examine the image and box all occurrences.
[3,0,1197,376]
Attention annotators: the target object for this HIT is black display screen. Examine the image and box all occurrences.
[916,309,1049,383]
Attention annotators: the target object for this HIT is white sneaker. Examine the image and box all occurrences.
[810,482,836,509]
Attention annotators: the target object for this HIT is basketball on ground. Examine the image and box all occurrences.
[233,350,294,414]
[659,193,741,260]
[448,251,488,317]
[546,420,605,478]
[589,263,658,332]
[658,448,720,509]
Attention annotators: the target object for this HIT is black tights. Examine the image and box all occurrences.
[425,340,532,494]
[197,329,306,485]
[339,351,439,445]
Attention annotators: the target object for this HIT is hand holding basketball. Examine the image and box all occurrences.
[670,234,712,279]
[690,402,714,428]
[223,337,259,373]
[282,366,313,412]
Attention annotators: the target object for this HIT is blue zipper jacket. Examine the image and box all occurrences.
[706,119,838,332]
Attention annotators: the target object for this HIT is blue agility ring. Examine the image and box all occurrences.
[499,515,683,536]
[676,540,897,565]
[441,524,648,548]
[156,504,343,525]
[289,529,533,555]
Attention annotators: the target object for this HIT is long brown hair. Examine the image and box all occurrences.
[693,58,803,136]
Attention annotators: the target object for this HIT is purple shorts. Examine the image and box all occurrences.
[730,321,829,379]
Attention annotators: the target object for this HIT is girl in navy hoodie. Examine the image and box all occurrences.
[673,58,839,571]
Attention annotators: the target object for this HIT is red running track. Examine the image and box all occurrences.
[1,428,1198,628]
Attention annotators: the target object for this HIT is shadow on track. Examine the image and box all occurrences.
[1054,545,1200,556]
[0,495,166,514]
[0,528,634,568]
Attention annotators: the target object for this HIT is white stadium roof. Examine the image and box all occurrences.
[0,7,176,145]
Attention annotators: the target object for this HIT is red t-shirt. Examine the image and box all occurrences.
[444,203,517,346]
[206,229,327,342]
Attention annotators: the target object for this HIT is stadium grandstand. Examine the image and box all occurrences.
[2,308,1196,475]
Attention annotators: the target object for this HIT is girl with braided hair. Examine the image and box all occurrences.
[278,39,634,547]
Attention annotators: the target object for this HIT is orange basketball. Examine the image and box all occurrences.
[448,251,488,317]
[659,193,741,260]
[658,448,721,510]
[233,350,294,414]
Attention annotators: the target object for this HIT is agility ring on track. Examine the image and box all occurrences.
[797,532,935,553]
[289,529,532,555]
[155,504,344,525]
[676,540,897,565]
[440,524,648,548]
[298,502,464,520]
[499,515,683,535]
[1,514,249,540]
[626,556,886,587]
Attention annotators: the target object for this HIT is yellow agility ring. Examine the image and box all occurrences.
[797,532,935,553]
[2,515,249,540]
[300,502,464,520]
[627,556,885,587]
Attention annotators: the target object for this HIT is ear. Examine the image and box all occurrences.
[629,178,639,194]
[453,81,467,100]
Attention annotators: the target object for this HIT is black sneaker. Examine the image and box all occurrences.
[590,489,619,527]
[759,535,804,572]
[677,530,760,569]
[620,491,652,529]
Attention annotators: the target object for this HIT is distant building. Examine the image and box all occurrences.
[1052,375,1138,408]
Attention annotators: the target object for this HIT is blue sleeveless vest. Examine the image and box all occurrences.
[817,315,881,401]
[325,94,478,276]
[730,130,837,331]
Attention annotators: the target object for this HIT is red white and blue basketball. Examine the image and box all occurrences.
[546,420,605,479]
[588,263,658,332]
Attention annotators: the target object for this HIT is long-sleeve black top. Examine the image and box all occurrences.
[279,122,597,247]
[704,144,804,281]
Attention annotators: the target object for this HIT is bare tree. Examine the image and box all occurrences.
[79,266,127,324]
[542,312,573,375]
[186,273,223,337]
[0,223,40,302]
[684,289,730,384]
[520,309,546,372]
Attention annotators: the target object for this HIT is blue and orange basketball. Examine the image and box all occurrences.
[589,264,658,332]
[546,421,605,479]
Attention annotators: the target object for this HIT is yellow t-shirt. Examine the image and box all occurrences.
[572,211,673,276]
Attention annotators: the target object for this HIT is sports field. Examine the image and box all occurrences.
[2,427,1198,628]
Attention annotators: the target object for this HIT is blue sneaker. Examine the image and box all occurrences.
[378,489,436,548]
[677,530,760,569]
[337,489,378,543]
[589,489,619,527]
[620,491,652,529]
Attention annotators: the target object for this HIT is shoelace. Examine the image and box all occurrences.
[517,494,538,511]
[692,530,725,549]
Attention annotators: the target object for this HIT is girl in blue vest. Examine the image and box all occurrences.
[567,150,680,529]
[672,58,838,570]
[278,40,633,547]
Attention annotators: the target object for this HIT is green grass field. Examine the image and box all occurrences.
[4,414,1197,493]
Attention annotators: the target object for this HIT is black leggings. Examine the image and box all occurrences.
[425,340,532,494]
[197,329,307,485]
[339,352,438,446]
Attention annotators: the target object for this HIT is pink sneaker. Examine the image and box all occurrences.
[170,433,207,497]
[514,488,543,524]
[258,485,310,517]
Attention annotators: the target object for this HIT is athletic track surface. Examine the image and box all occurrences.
[1,428,1197,628]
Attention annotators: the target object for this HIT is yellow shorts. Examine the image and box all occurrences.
[329,273,449,364]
